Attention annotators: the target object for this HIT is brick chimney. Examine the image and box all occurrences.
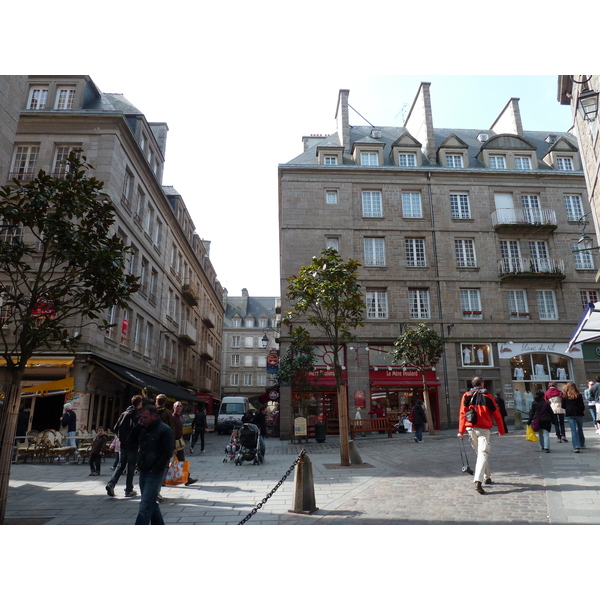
[335,89,350,153]
[404,82,436,161]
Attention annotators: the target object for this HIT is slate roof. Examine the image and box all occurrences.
[285,125,579,170]
[224,296,279,327]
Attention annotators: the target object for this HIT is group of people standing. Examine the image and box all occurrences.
[103,394,207,525]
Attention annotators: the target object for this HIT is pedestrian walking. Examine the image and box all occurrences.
[590,375,600,435]
[545,382,567,443]
[109,435,120,470]
[584,379,599,433]
[131,404,174,525]
[172,401,197,485]
[494,391,508,433]
[410,399,427,443]
[190,405,207,453]
[458,376,506,495]
[527,391,555,453]
[354,406,366,437]
[61,403,77,447]
[89,427,108,476]
[106,395,143,498]
[561,382,586,453]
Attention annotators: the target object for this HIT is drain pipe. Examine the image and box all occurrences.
[427,172,452,427]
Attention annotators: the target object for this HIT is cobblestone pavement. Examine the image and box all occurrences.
[5,425,600,525]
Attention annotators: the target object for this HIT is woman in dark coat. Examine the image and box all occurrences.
[527,391,555,453]
[411,399,427,443]
[561,382,586,452]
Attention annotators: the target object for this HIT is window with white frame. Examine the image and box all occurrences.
[521,195,542,223]
[515,156,531,170]
[231,354,240,367]
[409,289,430,319]
[106,305,117,340]
[144,322,153,356]
[11,145,39,180]
[232,318,241,328]
[134,315,143,352]
[324,155,338,165]
[243,374,253,386]
[580,290,599,309]
[362,191,383,217]
[537,290,558,319]
[244,336,254,348]
[140,258,149,292]
[326,190,338,204]
[258,374,267,386]
[364,238,386,266]
[28,87,48,109]
[55,87,76,110]
[122,169,134,204]
[230,374,239,386]
[564,195,583,221]
[573,242,594,269]
[258,356,267,368]
[556,157,574,171]
[460,289,482,318]
[231,335,240,347]
[507,290,529,318]
[145,204,155,236]
[489,155,506,169]
[244,355,253,367]
[450,193,471,219]
[405,238,426,267]
[360,152,379,166]
[500,240,522,272]
[402,192,423,218]
[259,318,268,328]
[446,155,463,168]
[455,239,477,267]
[529,241,550,272]
[326,237,339,252]
[53,145,79,176]
[366,290,388,319]
[246,318,254,328]
[398,153,416,167]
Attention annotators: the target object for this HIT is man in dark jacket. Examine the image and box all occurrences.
[132,404,174,525]
[190,405,207,453]
[61,403,77,447]
[252,405,267,459]
[106,395,143,498]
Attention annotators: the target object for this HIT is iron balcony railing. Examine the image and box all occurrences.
[491,208,557,227]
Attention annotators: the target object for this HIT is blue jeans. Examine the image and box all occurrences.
[553,414,566,439]
[414,424,423,442]
[107,447,138,494]
[589,405,597,423]
[538,428,550,450]
[566,416,585,450]
[258,435,265,458]
[135,470,165,525]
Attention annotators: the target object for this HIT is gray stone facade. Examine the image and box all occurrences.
[0,75,224,432]
[278,82,596,439]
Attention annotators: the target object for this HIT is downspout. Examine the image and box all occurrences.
[427,171,452,427]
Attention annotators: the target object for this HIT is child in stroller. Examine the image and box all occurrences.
[234,423,263,465]
[223,428,240,462]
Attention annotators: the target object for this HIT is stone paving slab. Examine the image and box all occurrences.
[5,426,600,525]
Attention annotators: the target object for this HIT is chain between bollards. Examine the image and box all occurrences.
[238,448,306,525]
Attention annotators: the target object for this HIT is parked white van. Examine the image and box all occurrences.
[217,396,249,434]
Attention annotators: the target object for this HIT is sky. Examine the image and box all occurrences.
[5,2,593,302]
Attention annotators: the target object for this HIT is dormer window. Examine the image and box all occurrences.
[28,87,48,110]
[55,87,76,110]
[446,154,463,168]
[324,155,338,165]
[360,151,379,166]
[489,155,506,169]
[398,153,417,167]
[557,157,574,171]
[515,156,531,170]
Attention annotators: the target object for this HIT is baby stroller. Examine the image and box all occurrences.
[234,423,263,466]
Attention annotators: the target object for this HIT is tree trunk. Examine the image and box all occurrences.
[0,383,22,524]
[338,384,350,466]
[422,372,435,436]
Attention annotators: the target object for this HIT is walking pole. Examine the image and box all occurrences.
[458,436,474,475]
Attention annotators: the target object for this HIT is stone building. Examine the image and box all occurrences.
[221,288,280,404]
[0,75,224,433]
[278,82,596,439]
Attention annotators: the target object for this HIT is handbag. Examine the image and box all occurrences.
[175,437,186,451]
[465,407,477,425]
[163,454,190,486]
[526,424,538,443]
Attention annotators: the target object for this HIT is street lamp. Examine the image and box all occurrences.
[578,88,600,122]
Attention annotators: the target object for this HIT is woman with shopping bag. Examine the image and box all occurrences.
[527,391,556,453]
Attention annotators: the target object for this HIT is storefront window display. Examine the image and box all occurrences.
[461,343,493,367]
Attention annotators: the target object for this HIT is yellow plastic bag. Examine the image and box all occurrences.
[163,454,190,486]
[525,424,538,443]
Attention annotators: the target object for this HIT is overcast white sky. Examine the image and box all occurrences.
[5,3,593,300]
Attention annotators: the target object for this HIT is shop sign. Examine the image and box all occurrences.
[498,342,581,359]
[369,368,440,386]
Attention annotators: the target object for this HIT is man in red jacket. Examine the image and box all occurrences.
[458,377,506,495]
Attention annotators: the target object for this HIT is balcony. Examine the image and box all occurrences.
[201,301,216,328]
[200,341,214,361]
[498,258,565,280]
[181,281,199,306]
[491,208,557,232]
[177,321,197,346]
[198,376,212,393]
